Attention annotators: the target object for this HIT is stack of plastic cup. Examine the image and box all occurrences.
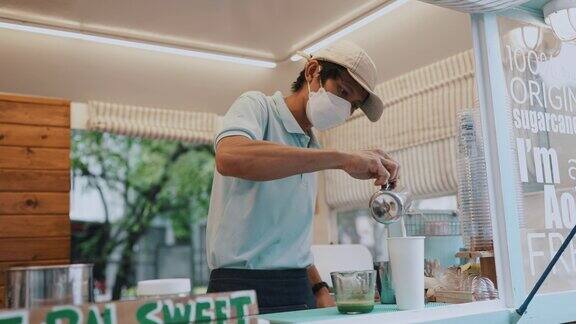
[456,108,494,251]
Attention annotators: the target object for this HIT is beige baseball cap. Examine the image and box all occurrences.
[299,41,384,122]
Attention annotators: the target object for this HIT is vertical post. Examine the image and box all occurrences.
[190,220,197,290]
[471,13,526,307]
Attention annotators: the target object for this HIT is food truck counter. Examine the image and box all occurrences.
[257,303,448,323]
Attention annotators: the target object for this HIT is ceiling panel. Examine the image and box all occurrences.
[0,0,473,115]
[325,1,472,83]
[0,0,389,60]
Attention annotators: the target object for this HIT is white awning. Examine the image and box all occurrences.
[86,101,220,144]
[419,0,531,13]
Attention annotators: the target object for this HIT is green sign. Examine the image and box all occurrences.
[0,290,257,324]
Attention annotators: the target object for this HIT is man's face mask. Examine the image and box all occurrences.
[305,67,352,131]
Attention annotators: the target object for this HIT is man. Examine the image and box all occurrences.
[206,41,399,314]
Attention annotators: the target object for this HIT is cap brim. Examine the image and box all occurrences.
[348,71,384,122]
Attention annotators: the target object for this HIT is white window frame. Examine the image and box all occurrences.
[471,9,576,323]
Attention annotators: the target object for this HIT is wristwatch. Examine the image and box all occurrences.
[312,281,330,295]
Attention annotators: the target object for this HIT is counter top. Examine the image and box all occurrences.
[258,302,448,323]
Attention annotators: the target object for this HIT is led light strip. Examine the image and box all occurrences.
[0,20,277,68]
[291,0,410,61]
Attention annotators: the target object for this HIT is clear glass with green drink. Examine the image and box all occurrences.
[330,270,376,314]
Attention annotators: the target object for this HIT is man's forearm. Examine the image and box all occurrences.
[308,265,335,307]
[307,265,325,287]
[216,136,348,181]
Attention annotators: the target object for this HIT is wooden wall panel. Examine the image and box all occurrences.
[0,102,70,127]
[0,170,70,192]
[0,193,69,215]
[0,93,69,106]
[0,93,71,308]
[0,215,70,238]
[0,147,69,170]
[0,123,70,148]
[0,237,70,262]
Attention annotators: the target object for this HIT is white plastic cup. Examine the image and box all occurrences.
[387,236,425,310]
[137,278,191,298]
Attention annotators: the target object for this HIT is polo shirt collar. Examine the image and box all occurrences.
[272,91,305,135]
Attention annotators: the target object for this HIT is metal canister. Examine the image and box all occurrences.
[374,261,396,304]
[6,264,93,309]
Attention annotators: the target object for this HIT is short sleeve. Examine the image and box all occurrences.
[215,92,268,148]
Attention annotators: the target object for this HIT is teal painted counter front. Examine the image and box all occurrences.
[258,303,448,323]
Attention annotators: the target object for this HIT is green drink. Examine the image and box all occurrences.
[336,300,375,314]
[331,270,377,315]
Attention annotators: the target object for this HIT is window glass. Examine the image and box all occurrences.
[498,16,576,293]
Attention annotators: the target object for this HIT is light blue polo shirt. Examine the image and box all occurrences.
[206,91,320,270]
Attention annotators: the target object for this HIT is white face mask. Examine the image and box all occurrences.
[306,78,351,131]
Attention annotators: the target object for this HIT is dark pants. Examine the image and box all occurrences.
[207,268,316,314]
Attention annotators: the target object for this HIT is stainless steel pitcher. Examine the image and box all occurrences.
[6,264,94,309]
[369,184,414,225]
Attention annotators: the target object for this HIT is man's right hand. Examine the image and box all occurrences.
[340,149,400,187]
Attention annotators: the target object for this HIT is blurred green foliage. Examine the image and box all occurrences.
[71,130,214,299]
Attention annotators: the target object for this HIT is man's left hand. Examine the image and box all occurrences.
[315,288,336,308]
